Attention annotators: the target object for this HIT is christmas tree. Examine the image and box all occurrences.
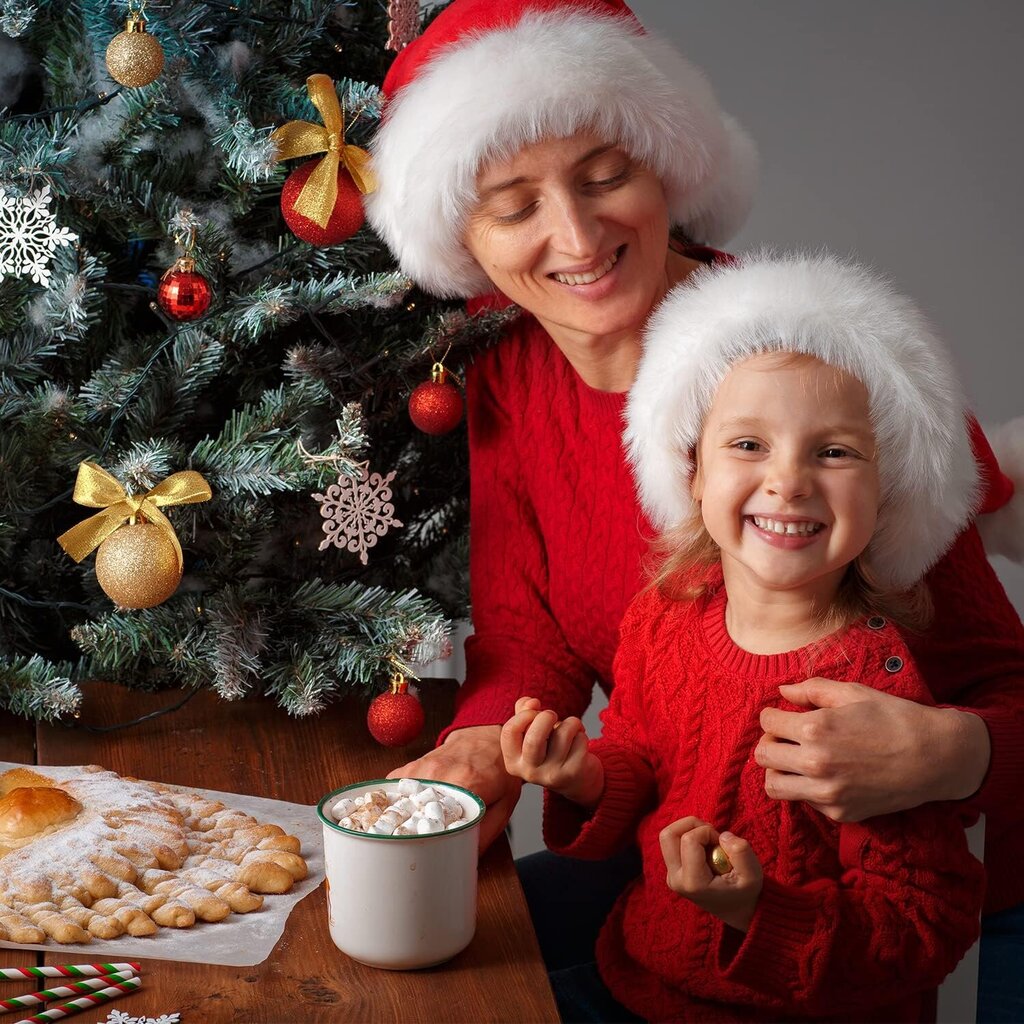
[0,0,510,723]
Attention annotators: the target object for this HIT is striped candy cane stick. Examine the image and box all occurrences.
[0,972,136,1014]
[0,965,139,982]
[11,976,141,1024]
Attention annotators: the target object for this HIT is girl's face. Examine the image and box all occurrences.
[692,352,881,603]
[462,132,671,346]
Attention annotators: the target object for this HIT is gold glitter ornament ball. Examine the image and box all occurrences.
[105,16,165,88]
[95,523,182,609]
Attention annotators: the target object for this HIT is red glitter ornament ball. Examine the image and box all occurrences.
[409,365,464,435]
[281,157,365,246]
[367,680,425,748]
[157,260,212,321]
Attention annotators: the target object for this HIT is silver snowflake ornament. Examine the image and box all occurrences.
[0,184,78,287]
[313,464,403,564]
[386,0,420,51]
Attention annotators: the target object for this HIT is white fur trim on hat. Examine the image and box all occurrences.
[624,251,981,590]
[977,417,1024,562]
[366,9,758,298]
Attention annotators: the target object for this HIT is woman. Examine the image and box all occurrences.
[365,0,1024,1018]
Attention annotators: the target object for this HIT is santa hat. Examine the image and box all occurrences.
[365,0,758,298]
[624,252,982,590]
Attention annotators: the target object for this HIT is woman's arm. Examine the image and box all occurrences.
[443,347,597,735]
[390,344,596,848]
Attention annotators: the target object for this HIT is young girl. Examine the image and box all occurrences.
[501,252,987,1023]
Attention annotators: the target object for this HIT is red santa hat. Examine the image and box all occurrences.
[625,252,984,590]
[365,0,758,298]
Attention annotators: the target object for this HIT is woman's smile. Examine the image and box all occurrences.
[549,244,625,289]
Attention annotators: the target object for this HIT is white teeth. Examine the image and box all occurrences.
[751,516,823,537]
[553,249,619,286]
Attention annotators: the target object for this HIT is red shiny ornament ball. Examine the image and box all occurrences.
[409,376,464,435]
[157,267,212,321]
[367,688,425,747]
[281,158,365,246]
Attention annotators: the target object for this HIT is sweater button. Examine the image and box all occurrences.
[867,616,886,630]
[884,656,904,673]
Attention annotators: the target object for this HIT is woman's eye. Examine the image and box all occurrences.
[586,169,630,190]
[494,204,535,225]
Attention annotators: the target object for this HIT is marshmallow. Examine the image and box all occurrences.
[331,797,358,821]
[411,786,439,807]
[390,797,417,821]
[333,783,469,835]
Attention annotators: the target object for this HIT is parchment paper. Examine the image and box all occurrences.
[0,762,325,967]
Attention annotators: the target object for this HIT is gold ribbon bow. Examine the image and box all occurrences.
[271,74,377,228]
[57,462,212,570]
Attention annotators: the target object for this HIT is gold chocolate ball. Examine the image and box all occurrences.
[95,523,182,609]
[105,16,165,88]
[709,844,733,876]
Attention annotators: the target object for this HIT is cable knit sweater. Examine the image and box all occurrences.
[543,581,986,1023]
[449,246,1024,914]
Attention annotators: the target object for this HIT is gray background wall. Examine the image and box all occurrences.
[509,0,1024,859]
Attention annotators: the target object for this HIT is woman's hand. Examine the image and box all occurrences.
[756,679,991,821]
[500,697,604,807]
[387,724,522,852]
[659,817,762,933]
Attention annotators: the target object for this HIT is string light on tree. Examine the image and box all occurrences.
[105,0,165,88]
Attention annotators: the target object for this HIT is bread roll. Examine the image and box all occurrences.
[0,764,307,944]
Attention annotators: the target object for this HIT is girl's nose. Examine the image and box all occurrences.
[763,455,812,502]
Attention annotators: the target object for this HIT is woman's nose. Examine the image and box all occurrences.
[547,192,602,257]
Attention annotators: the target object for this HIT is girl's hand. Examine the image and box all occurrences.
[659,817,763,932]
[500,697,604,807]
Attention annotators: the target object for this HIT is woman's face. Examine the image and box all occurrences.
[463,132,671,343]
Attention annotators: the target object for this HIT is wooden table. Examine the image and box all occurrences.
[1,683,559,1023]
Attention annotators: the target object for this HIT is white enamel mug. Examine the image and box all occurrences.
[317,778,485,970]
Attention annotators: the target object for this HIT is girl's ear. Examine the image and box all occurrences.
[689,445,703,502]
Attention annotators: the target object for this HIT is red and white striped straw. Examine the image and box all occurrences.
[0,965,139,982]
[0,972,136,1014]
[11,976,141,1024]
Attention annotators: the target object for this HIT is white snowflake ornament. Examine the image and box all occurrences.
[0,184,78,286]
[313,464,403,564]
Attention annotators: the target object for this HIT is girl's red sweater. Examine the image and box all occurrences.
[450,254,1024,914]
[543,582,985,1022]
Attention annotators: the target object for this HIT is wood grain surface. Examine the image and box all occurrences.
[0,681,559,1023]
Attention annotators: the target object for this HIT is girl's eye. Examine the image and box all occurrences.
[820,446,851,459]
[733,440,762,452]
